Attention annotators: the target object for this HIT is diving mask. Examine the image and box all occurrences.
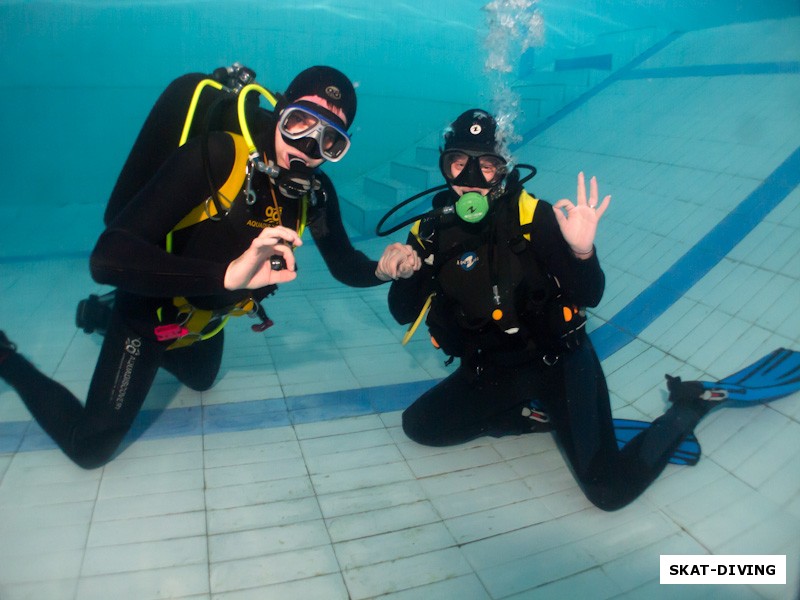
[440,150,508,189]
[278,103,351,162]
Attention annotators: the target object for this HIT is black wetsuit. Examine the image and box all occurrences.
[0,73,380,469]
[389,186,705,511]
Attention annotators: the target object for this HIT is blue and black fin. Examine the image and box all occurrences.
[701,347,800,402]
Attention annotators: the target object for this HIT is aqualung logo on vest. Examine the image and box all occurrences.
[264,205,282,225]
[247,205,283,229]
[457,251,478,271]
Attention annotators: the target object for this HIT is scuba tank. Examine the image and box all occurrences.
[105,63,278,226]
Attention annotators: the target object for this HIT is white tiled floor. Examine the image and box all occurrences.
[2,17,800,600]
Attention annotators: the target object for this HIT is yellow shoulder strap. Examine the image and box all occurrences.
[169,75,278,242]
[409,219,425,249]
[518,190,539,241]
[170,132,250,236]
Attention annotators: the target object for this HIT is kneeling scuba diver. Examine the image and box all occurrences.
[2,65,426,470]
[77,63,354,347]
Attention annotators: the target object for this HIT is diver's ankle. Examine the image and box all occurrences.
[666,374,727,418]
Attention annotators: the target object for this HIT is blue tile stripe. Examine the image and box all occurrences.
[0,380,433,453]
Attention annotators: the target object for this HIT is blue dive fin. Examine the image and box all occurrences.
[700,348,800,402]
[613,418,700,466]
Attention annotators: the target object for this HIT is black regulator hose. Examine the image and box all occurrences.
[374,184,448,237]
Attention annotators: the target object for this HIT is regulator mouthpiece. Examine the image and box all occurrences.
[456,191,489,223]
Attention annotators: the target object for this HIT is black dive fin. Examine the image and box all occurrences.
[613,418,701,466]
[700,348,800,402]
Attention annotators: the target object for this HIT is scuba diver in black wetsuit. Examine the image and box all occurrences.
[81,64,418,331]
[383,109,725,511]
[0,64,418,469]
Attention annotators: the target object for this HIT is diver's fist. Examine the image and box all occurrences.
[376,243,421,281]
[224,226,303,290]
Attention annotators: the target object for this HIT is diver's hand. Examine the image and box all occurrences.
[376,243,422,281]
[553,172,611,259]
[224,226,303,290]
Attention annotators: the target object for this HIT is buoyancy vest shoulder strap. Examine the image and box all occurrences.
[517,190,539,241]
[409,218,427,251]
[170,132,251,235]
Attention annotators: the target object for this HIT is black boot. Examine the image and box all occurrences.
[75,292,114,334]
[666,374,728,418]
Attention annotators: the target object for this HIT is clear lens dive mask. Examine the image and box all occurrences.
[439,150,508,188]
[278,104,351,162]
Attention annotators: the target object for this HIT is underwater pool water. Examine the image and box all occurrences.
[1,2,799,599]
